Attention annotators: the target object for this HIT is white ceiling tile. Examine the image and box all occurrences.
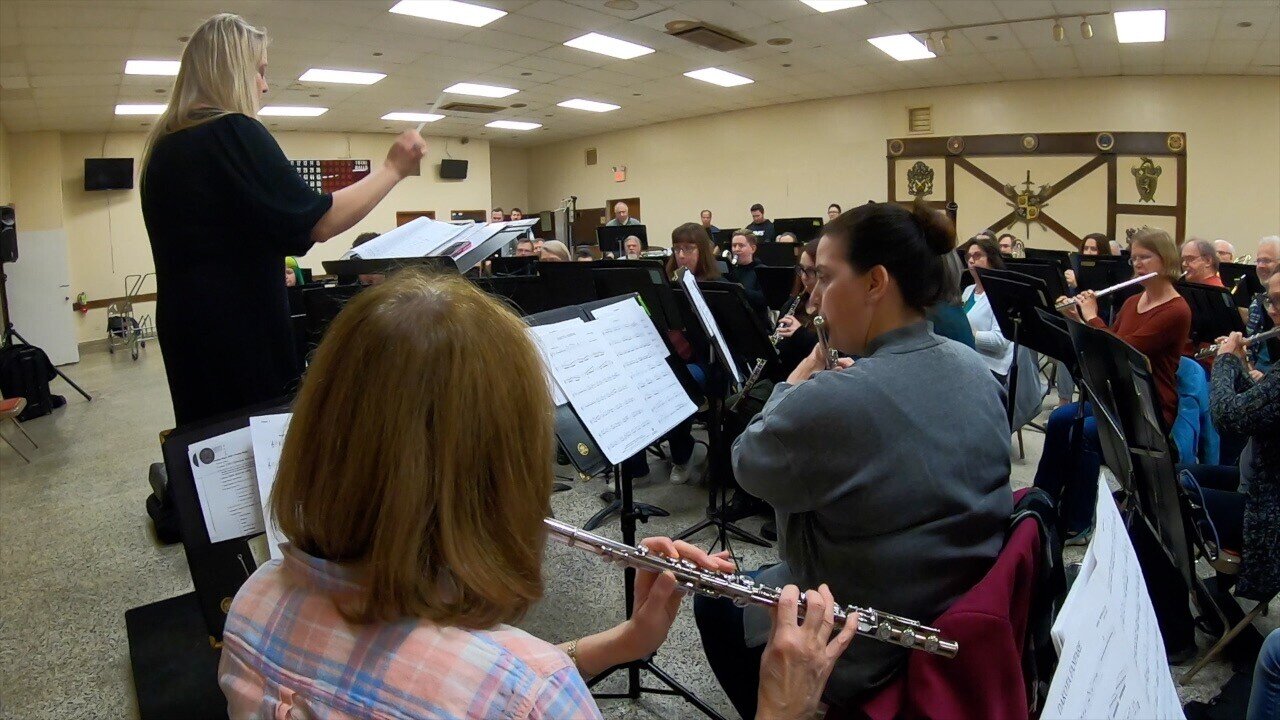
[1209,40,1263,65]
[461,29,555,55]
[669,1,775,33]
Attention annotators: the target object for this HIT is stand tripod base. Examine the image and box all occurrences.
[674,512,771,549]
[583,498,667,531]
[587,656,729,720]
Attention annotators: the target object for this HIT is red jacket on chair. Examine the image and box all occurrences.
[854,516,1042,720]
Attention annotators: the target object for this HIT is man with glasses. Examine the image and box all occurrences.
[1245,236,1279,374]
[1181,237,1224,286]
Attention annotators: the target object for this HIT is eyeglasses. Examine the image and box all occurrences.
[1129,254,1158,266]
[672,245,698,256]
[795,266,816,281]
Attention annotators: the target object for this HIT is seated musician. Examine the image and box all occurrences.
[1215,239,1235,264]
[219,270,853,719]
[514,237,537,257]
[1182,237,1225,286]
[1035,227,1191,543]
[1180,270,1280,612]
[623,234,643,259]
[925,246,976,349]
[728,229,770,318]
[775,239,820,370]
[1058,232,1111,405]
[665,222,721,281]
[695,201,1013,716]
[538,240,571,262]
[777,232,798,244]
[1246,236,1278,375]
[960,237,1015,381]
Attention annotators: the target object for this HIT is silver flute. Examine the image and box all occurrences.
[545,518,959,658]
[1053,272,1158,310]
[1194,326,1280,360]
[811,314,840,370]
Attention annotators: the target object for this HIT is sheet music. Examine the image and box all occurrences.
[188,427,265,543]
[1043,474,1184,720]
[249,413,291,560]
[345,216,464,259]
[590,297,696,437]
[528,318,659,464]
[678,270,744,384]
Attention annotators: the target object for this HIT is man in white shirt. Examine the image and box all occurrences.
[605,201,641,226]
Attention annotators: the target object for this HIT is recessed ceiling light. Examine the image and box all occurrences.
[564,32,654,60]
[558,98,621,113]
[259,106,328,117]
[382,112,444,122]
[800,0,868,12]
[299,68,386,85]
[388,0,506,27]
[115,104,166,115]
[683,68,754,87]
[486,120,541,131]
[1114,9,1165,43]
[125,60,180,76]
[444,82,518,98]
[868,34,936,61]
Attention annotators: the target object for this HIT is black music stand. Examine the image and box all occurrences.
[1177,281,1246,344]
[756,266,798,311]
[588,260,681,335]
[672,279,774,550]
[1021,247,1071,274]
[711,228,737,254]
[1003,258,1068,302]
[754,243,801,267]
[596,225,648,257]
[772,217,823,244]
[472,275,549,315]
[489,256,538,277]
[525,300,724,720]
[321,255,457,280]
[1076,255,1138,321]
[1219,262,1263,309]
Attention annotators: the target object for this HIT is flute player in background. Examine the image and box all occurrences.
[219,269,857,720]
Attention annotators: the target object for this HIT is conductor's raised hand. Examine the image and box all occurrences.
[757,584,857,720]
[385,130,427,179]
[622,537,735,659]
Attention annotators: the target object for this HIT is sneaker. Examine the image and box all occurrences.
[669,444,708,485]
[1064,526,1093,547]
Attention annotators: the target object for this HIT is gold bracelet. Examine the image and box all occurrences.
[565,639,580,672]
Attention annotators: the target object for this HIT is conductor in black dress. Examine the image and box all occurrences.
[141,14,425,426]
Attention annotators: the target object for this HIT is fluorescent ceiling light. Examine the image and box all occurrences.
[382,112,445,122]
[388,0,506,27]
[486,120,541,131]
[800,0,867,12]
[683,68,753,87]
[115,104,167,115]
[299,68,386,85]
[563,32,654,60]
[259,106,328,117]
[443,82,518,98]
[124,60,179,76]
[1114,9,1166,44]
[557,98,621,113]
[868,34,936,61]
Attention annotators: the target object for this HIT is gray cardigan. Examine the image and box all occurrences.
[732,321,1013,706]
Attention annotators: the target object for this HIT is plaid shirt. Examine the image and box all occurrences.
[219,544,601,720]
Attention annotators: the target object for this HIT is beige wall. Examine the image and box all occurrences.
[0,126,11,206]
[490,145,530,215]
[13,128,493,342]
[528,76,1280,252]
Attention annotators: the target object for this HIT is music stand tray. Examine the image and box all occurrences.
[1176,281,1246,344]
[1219,261,1264,308]
[596,225,648,256]
[771,217,823,244]
[754,243,800,267]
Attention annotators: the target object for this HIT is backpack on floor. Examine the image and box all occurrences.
[0,344,59,421]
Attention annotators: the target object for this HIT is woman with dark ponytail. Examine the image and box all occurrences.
[694,201,1013,715]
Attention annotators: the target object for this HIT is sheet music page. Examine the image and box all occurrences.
[528,318,655,464]
[678,270,744,384]
[1043,474,1185,720]
[188,427,265,543]
[347,216,464,259]
[590,297,696,436]
[249,413,292,561]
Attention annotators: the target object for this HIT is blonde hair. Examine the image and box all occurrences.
[1130,227,1181,281]
[539,240,571,261]
[271,269,555,627]
[141,14,269,173]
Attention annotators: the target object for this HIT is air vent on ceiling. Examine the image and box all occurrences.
[666,21,755,52]
[585,147,598,166]
[438,101,505,114]
[907,106,932,134]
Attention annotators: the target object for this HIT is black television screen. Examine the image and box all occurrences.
[85,158,134,190]
[439,159,468,180]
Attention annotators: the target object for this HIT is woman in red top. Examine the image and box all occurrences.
[1036,227,1191,543]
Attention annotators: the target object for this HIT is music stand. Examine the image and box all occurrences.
[771,217,823,244]
[321,256,457,279]
[711,228,737,253]
[1076,255,1139,320]
[588,260,681,336]
[754,243,800,267]
[755,266,798,311]
[1176,281,1246,344]
[595,225,648,257]
[1003,258,1068,302]
[1219,262,1263,309]
[524,299,724,720]
[1022,247,1071,274]
[471,276,549,316]
[489,256,538,277]
[537,261,600,310]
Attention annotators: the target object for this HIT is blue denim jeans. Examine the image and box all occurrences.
[1249,630,1280,720]
[1032,402,1099,535]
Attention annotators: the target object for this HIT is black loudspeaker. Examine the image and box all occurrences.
[0,205,15,263]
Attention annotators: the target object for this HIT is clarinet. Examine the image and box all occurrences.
[1194,326,1280,360]
[730,293,808,411]
[545,518,959,658]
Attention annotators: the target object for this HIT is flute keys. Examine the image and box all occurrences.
[923,635,940,654]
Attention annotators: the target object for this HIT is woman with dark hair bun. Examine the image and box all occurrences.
[695,201,1013,715]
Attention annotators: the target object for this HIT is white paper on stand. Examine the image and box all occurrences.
[591,297,669,359]
[344,216,464,259]
[249,413,292,560]
[1042,473,1185,720]
[678,270,744,384]
[590,297,697,436]
[188,427,265,543]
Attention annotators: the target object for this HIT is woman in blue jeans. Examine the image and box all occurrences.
[1250,630,1280,720]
